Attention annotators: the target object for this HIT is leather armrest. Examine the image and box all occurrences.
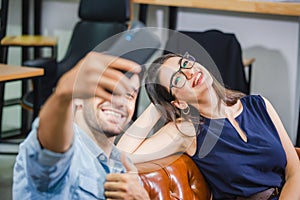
[137,153,211,200]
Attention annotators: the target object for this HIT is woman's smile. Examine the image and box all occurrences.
[192,71,204,88]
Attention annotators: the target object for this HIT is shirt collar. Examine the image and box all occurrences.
[73,123,121,161]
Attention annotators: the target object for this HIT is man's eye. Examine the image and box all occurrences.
[125,93,135,100]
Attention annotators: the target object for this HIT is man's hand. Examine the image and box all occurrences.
[55,52,141,102]
[104,154,150,200]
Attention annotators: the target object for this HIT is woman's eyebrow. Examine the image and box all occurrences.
[178,57,182,66]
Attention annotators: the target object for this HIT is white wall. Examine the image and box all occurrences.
[4,0,300,143]
[41,0,79,60]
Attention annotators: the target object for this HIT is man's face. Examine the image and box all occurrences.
[82,74,140,137]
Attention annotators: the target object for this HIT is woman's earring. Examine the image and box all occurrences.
[182,105,190,115]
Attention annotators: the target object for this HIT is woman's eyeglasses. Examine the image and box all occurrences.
[169,52,196,96]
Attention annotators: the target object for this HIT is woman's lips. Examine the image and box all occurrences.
[192,72,203,87]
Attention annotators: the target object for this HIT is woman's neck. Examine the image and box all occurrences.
[193,88,242,119]
[195,87,226,119]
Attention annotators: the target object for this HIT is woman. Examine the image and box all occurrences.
[118,52,300,199]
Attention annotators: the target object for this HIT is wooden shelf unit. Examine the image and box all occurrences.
[131,0,300,17]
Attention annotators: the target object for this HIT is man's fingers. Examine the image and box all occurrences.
[94,88,113,102]
[101,68,134,93]
[100,53,141,73]
[104,181,126,191]
[105,190,126,199]
[72,51,141,100]
[90,52,141,73]
[98,77,124,94]
[106,173,127,182]
[111,57,141,73]
[105,173,148,199]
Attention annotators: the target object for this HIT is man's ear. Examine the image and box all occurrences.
[171,100,188,110]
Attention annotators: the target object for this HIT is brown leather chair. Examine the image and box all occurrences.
[137,153,211,200]
[137,148,300,200]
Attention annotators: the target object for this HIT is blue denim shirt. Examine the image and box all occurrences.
[13,118,126,200]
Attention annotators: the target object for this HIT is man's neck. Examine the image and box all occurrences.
[74,110,115,158]
[87,129,115,158]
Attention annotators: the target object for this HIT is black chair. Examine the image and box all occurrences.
[22,0,131,110]
[164,29,254,95]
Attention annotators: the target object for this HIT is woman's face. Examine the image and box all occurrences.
[159,55,213,104]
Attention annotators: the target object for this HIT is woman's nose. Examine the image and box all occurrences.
[182,66,197,80]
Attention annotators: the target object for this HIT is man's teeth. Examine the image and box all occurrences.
[104,110,122,118]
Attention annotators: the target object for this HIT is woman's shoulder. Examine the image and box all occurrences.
[240,94,270,110]
[241,94,265,103]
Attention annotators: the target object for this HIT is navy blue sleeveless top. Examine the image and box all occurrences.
[191,95,286,200]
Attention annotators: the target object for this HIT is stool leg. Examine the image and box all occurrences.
[0,83,4,139]
[0,46,8,139]
[32,77,41,119]
[21,80,29,135]
[21,46,31,135]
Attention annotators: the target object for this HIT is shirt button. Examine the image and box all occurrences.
[99,155,106,161]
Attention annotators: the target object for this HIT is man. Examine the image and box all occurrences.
[13,52,150,199]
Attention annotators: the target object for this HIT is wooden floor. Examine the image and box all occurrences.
[0,154,15,200]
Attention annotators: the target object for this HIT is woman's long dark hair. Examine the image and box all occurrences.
[145,53,245,124]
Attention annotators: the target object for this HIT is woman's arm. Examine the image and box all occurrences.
[117,102,197,163]
[117,103,161,153]
[263,97,300,199]
[128,121,196,163]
